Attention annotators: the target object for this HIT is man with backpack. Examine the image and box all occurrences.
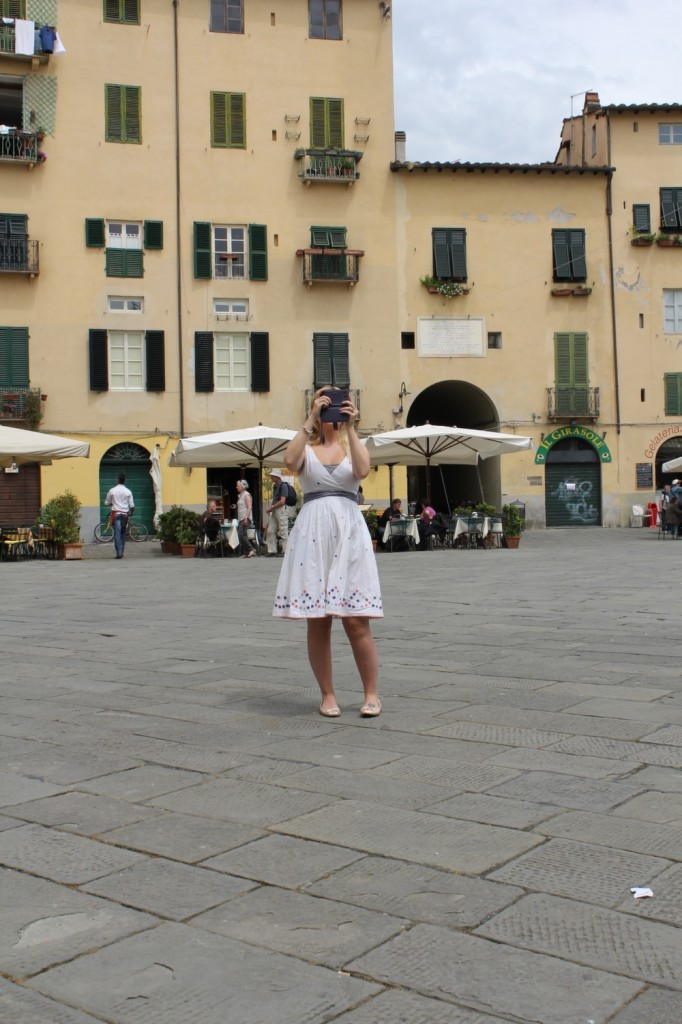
[265,469,295,556]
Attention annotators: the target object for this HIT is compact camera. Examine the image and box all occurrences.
[319,388,351,423]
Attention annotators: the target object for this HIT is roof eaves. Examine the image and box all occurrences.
[389,161,613,175]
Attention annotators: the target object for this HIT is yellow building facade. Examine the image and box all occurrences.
[2,5,678,533]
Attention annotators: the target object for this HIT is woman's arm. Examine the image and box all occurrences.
[284,391,330,473]
[343,397,370,480]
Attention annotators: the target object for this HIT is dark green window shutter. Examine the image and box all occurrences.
[106,249,143,277]
[250,332,270,392]
[194,222,212,279]
[104,0,140,23]
[105,84,123,141]
[633,204,651,233]
[309,96,343,148]
[105,84,141,143]
[310,97,327,148]
[449,229,467,280]
[310,226,346,248]
[248,223,268,280]
[124,250,143,277]
[89,329,109,391]
[555,333,572,387]
[0,327,29,388]
[331,333,350,387]
[123,86,141,142]
[432,229,451,278]
[211,92,246,148]
[327,98,343,148]
[144,221,163,250]
[555,332,588,387]
[85,218,105,247]
[552,229,571,281]
[664,373,682,415]
[2,1,25,17]
[660,188,680,229]
[123,0,140,22]
[313,333,333,387]
[145,331,165,391]
[569,230,587,280]
[195,332,214,392]
[432,228,466,280]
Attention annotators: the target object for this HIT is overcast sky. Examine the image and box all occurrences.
[392,0,681,165]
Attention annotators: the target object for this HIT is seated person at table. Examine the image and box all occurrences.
[199,501,221,543]
[417,499,437,547]
[377,498,405,549]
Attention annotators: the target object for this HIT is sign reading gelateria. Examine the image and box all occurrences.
[644,424,682,459]
[534,425,612,464]
[417,318,485,358]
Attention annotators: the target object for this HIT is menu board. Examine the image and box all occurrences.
[636,463,653,489]
[418,318,485,358]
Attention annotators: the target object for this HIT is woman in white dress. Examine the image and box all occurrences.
[273,389,383,717]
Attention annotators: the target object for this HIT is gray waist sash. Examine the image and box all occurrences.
[303,490,357,504]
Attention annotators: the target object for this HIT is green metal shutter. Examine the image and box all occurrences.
[313,333,332,387]
[569,230,587,279]
[89,329,109,391]
[248,223,268,280]
[194,222,212,279]
[664,373,682,415]
[545,462,601,527]
[0,327,29,387]
[195,332,214,392]
[144,220,163,250]
[552,229,571,280]
[633,204,651,232]
[250,332,269,392]
[145,331,165,391]
[85,218,105,247]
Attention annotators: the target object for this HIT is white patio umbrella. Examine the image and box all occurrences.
[661,455,682,473]
[365,424,534,506]
[0,423,90,468]
[149,444,163,528]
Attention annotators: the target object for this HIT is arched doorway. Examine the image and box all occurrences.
[405,380,500,512]
[545,438,601,526]
[99,443,156,534]
[656,437,682,486]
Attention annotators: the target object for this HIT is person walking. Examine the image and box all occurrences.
[104,473,135,559]
[236,479,257,558]
[265,469,289,557]
[273,388,383,718]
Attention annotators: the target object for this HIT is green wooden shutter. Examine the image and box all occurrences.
[555,333,572,387]
[331,333,350,387]
[329,227,346,248]
[145,331,165,391]
[229,92,245,148]
[327,98,343,148]
[0,327,29,387]
[248,223,268,280]
[660,188,678,228]
[106,249,143,277]
[449,229,467,280]
[633,204,651,233]
[125,250,143,277]
[552,229,571,281]
[105,84,140,143]
[3,0,25,16]
[104,0,139,23]
[250,332,270,392]
[309,97,343,148]
[211,92,228,147]
[432,229,451,278]
[311,227,330,246]
[195,332,214,392]
[664,373,682,415]
[211,93,246,148]
[194,222,212,279]
[85,218,105,247]
[103,0,119,17]
[569,230,587,280]
[572,333,589,387]
[105,84,123,142]
[89,329,109,391]
[123,0,140,23]
[124,86,141,143]
[310,97,327,148]
[144,221,163,250]
[313,333,332,387]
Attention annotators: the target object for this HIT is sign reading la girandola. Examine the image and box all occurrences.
[534,425,612,464]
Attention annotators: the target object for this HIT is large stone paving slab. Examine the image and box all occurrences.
[549,734,682,767]
[0,823,145,884]
[276,799,543,873]
[193,886,405,967]
[608,986,682,1024]
[101,812,264,862]
[28,921,380,1023]
[487,838,671,906]
[5,748,142,785]
[1,791,160,835]
[148,778,338,826]
[0,770,65,807]
[304,855,524,929]
[369,755,520,791]
[488,771,646,812]
[476,893,682,988]
[271,764,455,809]
[0,978,106,1023]
[535,810,682,860]
[615,863,682,927]
[347,923,641,1023]
[202,834,363,887]
[0,868,157,977]
[332,989,507,1024]
[253,735,403,769]
[487,747,640,778]
[611,791,682,824]
[77,765,208,800]
[421,791,558,828]
[426,721,570,747]
[442,703,655,739]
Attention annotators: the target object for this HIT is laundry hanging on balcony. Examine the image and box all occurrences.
[14,19,35,55]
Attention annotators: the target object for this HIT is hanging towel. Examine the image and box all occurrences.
[14,18,35,55]
[53,30,66,54]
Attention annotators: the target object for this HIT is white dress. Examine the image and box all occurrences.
[273,446,383,619]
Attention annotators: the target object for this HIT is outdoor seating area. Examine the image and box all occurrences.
[0,525,56,560]
[379,513,508,551]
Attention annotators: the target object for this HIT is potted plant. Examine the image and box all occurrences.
[176,509,200,556]
[501,503,524,549]
[36,490,83,559]
[157,504,188,553]
[657,233,675,247]
[362,508,378,551]
[629,227,656,246]
[23,389,43,430]
[551,286,572,296]
[420,275,466,298]
[572,285,592,296]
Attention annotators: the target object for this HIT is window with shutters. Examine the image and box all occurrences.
[312,333,350,388]
[552,228,587,282]
[214,226,246,279]
[1,2,26,17]
[632,204,651,234]
[104,0,140,25]
[109,331,144,390]
[0,213,28,272]
[210,0,243,33]
[665,374,682,416]
[663,290,682,334]
[215,334,248,390]
[105,84,141,144]
[194,223,266,281]
[659,188,682,231]
[309,0,341,39]
[108,296,143,313]
[554,332,590,416]
[211,92,246,148]
[0,326,29,388]
[431,228,467,282]
[659,124,682,146]
[309,97,344,149]
[108,222,141,250]
[106,221,143,278]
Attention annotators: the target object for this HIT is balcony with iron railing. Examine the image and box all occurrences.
[305,388,361,418]
[547,386,600,421]
[0,387,42,422]
[294,149,362,185]
[296,249,363,286]
[0,24,50,64]
[0,130,44,165]
[0,238,39,275]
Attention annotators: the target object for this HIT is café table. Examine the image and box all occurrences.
[383,517,419,551]
[452,516,491,548]
[220,521,241,553]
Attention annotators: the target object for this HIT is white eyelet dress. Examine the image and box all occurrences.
[273,446,383,619]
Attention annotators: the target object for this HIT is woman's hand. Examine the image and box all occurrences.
[310,389,331,420]
[340,396,359,427]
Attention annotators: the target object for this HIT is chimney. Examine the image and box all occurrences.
[583,92,600,114]
[394,131,406,162]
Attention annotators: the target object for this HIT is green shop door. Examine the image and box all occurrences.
[545,461,602,526]
[98,444,156,535]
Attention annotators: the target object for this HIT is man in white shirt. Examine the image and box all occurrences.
[104,473,135,559]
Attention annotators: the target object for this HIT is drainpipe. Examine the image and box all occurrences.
[173,0,184,437]
[605,114,621,435]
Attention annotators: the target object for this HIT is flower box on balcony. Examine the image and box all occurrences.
[631,237,654,247]
[551,287,572,296]
[657,237,675,247]
[572,286,592,296]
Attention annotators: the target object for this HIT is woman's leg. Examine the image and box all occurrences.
[342,616,380,706]
[307,618,337,711]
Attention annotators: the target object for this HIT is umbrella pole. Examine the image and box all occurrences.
[388,464,394,504]
[425,459,432,505]
[438,464,451,516]
[476,461,485,504]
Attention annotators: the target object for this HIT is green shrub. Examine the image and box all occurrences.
[36,490,82,544]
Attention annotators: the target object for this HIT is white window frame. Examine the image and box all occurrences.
[109,330,144,390]
[663,290,682,334]
[108,296,144,313]
[213,298,249,320]
[215,332,249,391]
[659,124,682,146]
[213,225,246,280]
[107,221,142,250]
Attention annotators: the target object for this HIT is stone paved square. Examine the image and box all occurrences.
[202,834,364,887]
[101,812,264,863]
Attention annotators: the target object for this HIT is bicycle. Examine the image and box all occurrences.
[94,520,149,543]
